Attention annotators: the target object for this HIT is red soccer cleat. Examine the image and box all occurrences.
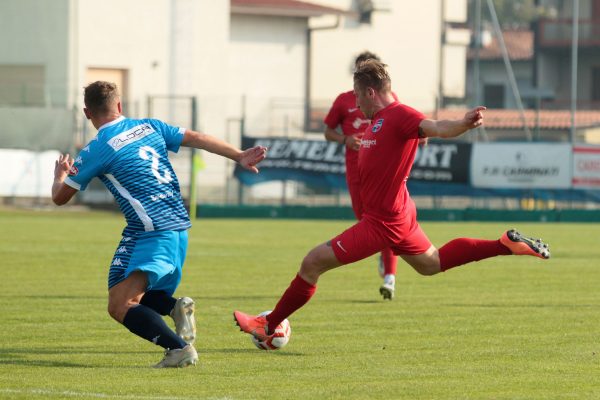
[233,310,271,341]
[500,229,550,259]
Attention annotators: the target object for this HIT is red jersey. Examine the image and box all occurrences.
[358,101,425,221]
[323,90,370,175]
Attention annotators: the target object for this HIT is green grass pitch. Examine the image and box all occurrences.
[0,208,599,399]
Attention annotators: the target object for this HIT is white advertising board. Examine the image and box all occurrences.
[572,145,600,189]
[0,149,60,197]
[471,143,571,189]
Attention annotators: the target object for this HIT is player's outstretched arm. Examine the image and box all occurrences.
[52,153,78,205]
[181,130,267,173]
[419,106,486,139]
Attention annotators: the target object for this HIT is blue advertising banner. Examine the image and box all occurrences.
[234,136,473,188]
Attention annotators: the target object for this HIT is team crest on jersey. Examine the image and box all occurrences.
[372,118,384,133]
[68,165,79,176]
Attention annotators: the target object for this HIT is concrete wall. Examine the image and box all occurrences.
[310,0,467,112]
[0,0,71,106]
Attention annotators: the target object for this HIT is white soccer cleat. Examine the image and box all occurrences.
[171,297,196,345]
[379,275,395,300]
[154,344,198,368]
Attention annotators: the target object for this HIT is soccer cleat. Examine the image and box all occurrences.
[233,311,271,341]
[500,229,550,259]
[154,344,198,368]
[170,297,196,345]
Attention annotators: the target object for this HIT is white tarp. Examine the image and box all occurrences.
[572,145,600,189]
[471,143,571,189]
[0,149,60,197]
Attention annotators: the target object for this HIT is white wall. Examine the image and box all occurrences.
[0,0,71,106]
[310,0,445,112]
[228,14,308,137]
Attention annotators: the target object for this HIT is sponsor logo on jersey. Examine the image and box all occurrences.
[352,117,370,130]
[68,165,79,176]
[108,123,156,151]
[371,118,384,133]
[361,139,377,148]
[150,190,175,202]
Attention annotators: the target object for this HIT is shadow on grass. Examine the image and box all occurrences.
[202,348,304,356]
[446,303,598,308]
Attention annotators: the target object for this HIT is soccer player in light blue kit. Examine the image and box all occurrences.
[52,81,266,368]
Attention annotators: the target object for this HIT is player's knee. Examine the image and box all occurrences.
[414,265,440,276]
[107,301,123,322]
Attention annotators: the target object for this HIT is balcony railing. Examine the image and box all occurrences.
[538,19,600,47]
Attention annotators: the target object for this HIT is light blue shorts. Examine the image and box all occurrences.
[108,230,188,296]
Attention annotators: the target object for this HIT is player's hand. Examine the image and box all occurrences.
[418,137,428,147]
[239,146,267,174]
[463,106,486,129]
[345,134,361,151]
[54,153,74,181]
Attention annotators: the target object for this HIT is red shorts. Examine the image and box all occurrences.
[331,200,432,265]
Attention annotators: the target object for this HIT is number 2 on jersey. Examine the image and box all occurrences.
[139,145,173,184]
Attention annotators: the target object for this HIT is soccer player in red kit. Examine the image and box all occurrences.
[324,51,399,300]
[234,60,550,346]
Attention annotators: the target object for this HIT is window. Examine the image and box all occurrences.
[484,84,505,108]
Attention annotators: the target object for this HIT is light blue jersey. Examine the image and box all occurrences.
[65,116,192,236]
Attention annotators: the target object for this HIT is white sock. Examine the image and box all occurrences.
[383,274,395,285]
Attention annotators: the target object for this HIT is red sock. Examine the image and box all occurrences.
[439,238,511,272]
[266,274,316,333]
[381,247,397,275]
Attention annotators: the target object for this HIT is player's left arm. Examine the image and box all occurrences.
[181,129,267,173]
[52,154,78,205]
[418,106,486,139]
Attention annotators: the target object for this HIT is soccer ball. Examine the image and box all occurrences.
[250,311,291,350]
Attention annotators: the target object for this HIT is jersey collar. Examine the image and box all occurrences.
[372,101,399,120]
[98,115,126,131]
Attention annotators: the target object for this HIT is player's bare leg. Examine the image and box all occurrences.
[379,248,397,300]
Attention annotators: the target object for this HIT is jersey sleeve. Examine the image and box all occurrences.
[63,141,105,191]
[148,119,186,153]
[398,104,426,139]
[323,94,345,129]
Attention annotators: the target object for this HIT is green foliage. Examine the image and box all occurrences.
[0,209,599,399]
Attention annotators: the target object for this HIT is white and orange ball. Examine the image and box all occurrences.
[250,311,291,350]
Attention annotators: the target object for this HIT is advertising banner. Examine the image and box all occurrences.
[572,145,600,189]
[234,136,347,188]
[471,143,571,189]
[411,142,471,183]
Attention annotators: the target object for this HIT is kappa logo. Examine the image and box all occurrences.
[81,145,90,153]
[372,118,384,133]
[112,258,123,266]
[116,246,127,254]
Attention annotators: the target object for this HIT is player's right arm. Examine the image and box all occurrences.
[324,126,346,145]
[52,154,78,205]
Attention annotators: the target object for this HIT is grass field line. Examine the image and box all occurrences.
[0,388,234,400]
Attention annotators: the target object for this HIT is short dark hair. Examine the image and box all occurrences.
[84,81,119,116]
[353,59,391,93]
[354,51,380,69]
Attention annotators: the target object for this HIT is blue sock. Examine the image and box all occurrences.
[122,305,187,349]
[140,290,177,316]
